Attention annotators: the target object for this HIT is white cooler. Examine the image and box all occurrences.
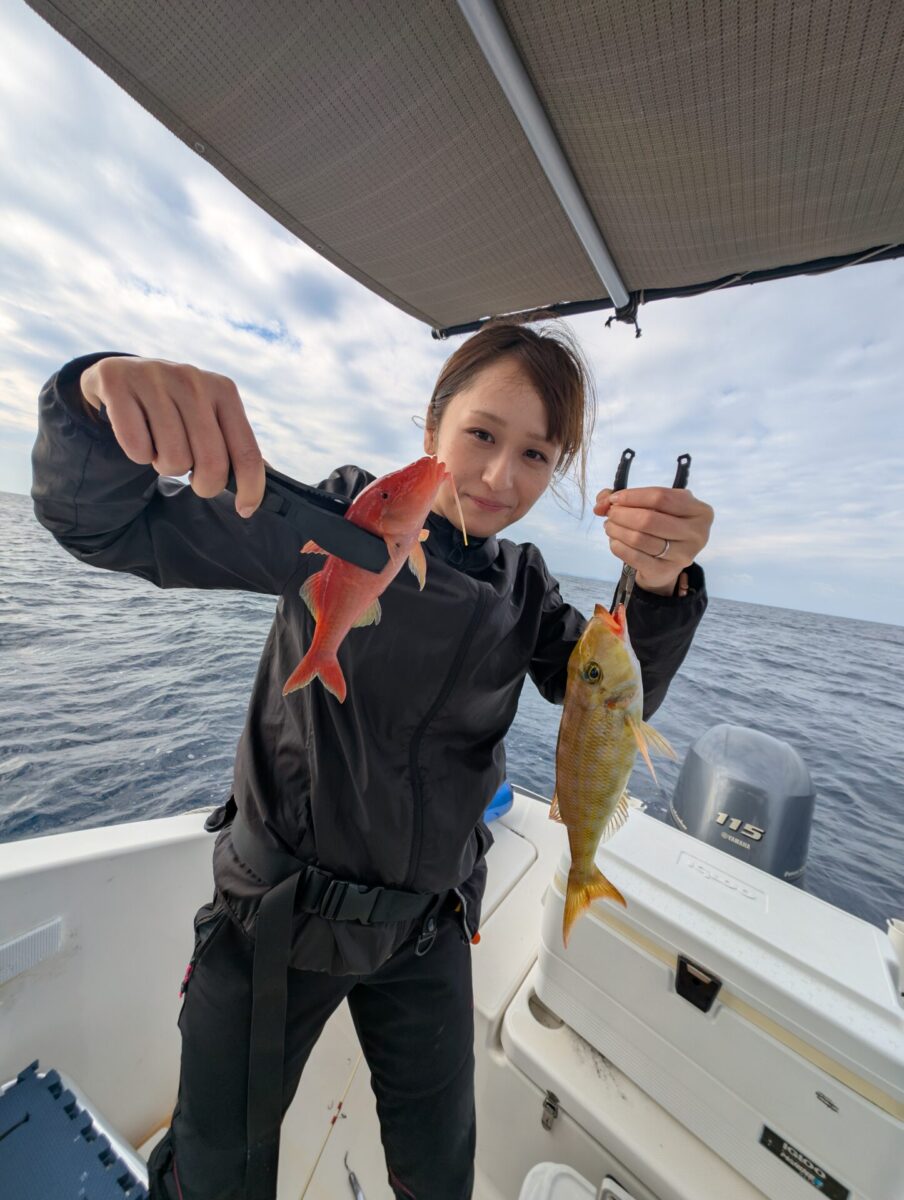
[534,811,904,1200]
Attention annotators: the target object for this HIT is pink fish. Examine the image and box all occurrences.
[283,456,455,702]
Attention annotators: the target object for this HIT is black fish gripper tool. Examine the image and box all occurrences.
[608,451,692,613]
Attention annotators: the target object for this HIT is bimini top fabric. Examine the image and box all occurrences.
[27,0,904,331]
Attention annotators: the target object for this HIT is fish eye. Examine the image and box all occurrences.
[380,490,390,499]
[583,661,602,683]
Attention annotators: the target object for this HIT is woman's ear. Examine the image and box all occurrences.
[423,424,436,455]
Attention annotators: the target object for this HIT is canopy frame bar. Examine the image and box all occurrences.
[457,0,631,312]
[431,242,904,339]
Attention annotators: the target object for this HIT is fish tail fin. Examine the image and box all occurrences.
[282,649,347,703]
[562,864,626,948]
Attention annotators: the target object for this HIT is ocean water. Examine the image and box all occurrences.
[2,491,902,930]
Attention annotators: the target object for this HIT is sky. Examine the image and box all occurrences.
[1,1,902,625]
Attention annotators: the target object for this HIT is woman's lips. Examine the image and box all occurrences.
[466,494,509,512]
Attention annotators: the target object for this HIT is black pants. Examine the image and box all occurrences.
[148,900,475,1200]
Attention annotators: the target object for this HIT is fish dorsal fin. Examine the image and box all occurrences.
[352,597,382,628]
[301,540,328,556]
[300,571,327,621]
[419,528,430,542]
[548,793,565,824]
[407,541,428,590]
[599,792,630,844]
[625,713,677,784]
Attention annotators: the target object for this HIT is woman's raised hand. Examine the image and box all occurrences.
[80,357,265,518]
[594,486,714,596]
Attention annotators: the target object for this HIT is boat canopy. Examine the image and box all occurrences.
[27,0,904,335]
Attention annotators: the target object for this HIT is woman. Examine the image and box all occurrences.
[32,321,713,1200]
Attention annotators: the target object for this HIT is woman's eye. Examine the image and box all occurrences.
[468,428,493,443]
[525,449,549,463]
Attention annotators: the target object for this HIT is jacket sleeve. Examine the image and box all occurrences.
[528,557,708,719]
[626,563,708,716]
[31,353,344,596]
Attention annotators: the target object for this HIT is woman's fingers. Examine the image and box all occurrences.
[181,401,231,499]
[593,487,613,515]
[607,536,676,571]
[607,537,682,592]
[145,389,195,478]
[604,508,690,546]
[610,486,704,512]
[80,358,264,517]
[213,384,265,516]
[606,523,683,561]
[99,390,157,465]
[598,486,713,556]
[594,483,714,594]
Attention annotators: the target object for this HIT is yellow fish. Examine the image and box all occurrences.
[551,603,675,947]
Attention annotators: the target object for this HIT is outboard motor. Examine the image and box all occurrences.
[668,724,815,884]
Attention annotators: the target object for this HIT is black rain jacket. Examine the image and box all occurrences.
[32,353,708,974]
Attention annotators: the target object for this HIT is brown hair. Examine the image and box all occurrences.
[426,317,596,506]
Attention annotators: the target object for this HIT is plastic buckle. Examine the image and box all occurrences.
[319,880,382,924]
[415,914,438,957]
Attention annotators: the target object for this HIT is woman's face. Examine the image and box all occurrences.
[424,358,561,537]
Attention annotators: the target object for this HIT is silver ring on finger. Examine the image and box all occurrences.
[652,537,670,560]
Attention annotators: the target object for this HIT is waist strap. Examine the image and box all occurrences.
[230,809,435,925]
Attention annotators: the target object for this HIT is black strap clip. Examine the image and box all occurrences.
[319,879,383,924]
[204,796,237,832]
[415,913,438,957]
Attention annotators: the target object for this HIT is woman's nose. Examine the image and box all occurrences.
[483,451,514,491]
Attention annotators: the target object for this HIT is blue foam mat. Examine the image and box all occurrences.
[0,1061,148,1198]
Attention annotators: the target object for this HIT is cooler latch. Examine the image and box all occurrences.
[541,1091,559,1130]
[675,955,722,1013]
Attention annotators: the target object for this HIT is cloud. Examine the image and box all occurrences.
[1,1,902,624]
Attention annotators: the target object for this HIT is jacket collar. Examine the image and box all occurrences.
[425,511,499,574]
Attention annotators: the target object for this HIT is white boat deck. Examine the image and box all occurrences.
[1,793,780,1198]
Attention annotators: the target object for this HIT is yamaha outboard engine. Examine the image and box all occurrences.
[668,724,815,884]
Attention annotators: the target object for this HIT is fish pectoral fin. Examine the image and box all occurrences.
[626,714,677,784]
[384,537,405,566]
[300,571,327,622]
[352,597,382,628]
[642,722,677,760]
[301,540,328,556]
[599,791,630,843]
[419,528,430,542]
[407,541,428,590]
[548,793,565,824]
